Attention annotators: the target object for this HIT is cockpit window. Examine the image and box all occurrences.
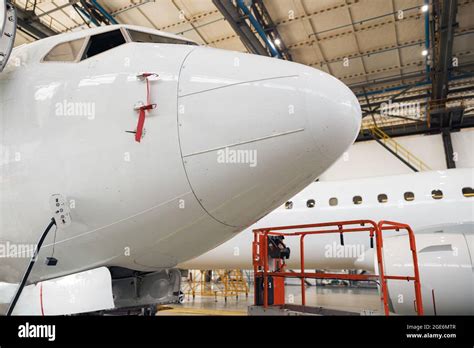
[82,30,126,60]
[43,38,86,62]
[128,29,197,46]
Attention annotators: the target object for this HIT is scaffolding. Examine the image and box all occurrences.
[182,269,249,302]
[252,220,424,316]
[215,270,249,300]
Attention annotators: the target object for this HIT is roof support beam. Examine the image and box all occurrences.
[34,1,80,19]
[251,0,292,60]
[361,83,419,118]
[212,0,288,59]
[350,70,427,91]
[431,0,458,101]
[14,5,57,39]
[429,0,459,168]
[357,116,474,142]
[212,0,268,56]
[235,0,280,57]
[442,128,456,168]
[359,84,474,111]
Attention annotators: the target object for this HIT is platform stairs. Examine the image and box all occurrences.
[368,125,432,172]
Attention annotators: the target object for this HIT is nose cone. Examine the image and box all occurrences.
[177,47,361,228]
[303,68,362,162]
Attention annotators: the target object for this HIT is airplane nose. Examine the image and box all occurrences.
[302,68,362,163]
[177,47,361,228]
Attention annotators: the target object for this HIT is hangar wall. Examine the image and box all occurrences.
[320,128,474,181]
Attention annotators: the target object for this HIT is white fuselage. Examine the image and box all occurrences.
[180,168,474,269]
[180,168,474,315]
[0,25,361,285]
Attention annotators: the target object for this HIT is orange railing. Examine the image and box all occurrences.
[252,220,424,315]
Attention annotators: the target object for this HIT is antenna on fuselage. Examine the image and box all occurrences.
[0,1,17,72]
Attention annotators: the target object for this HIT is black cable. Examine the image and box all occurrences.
[6,218,56,316]
[72,3,91,28]
[50,224,58,258]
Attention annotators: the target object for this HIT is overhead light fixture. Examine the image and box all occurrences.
[274,38,281,46]
[421,4,429,12]
[422,49,428,56]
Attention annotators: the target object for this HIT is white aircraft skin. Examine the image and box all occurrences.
[0,24,361,289]
[180,168,474,315]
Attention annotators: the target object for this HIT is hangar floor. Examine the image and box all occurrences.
[157,285,381,316]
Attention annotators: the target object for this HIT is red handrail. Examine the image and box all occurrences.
[377,220,424,315]
[252,219,424,315]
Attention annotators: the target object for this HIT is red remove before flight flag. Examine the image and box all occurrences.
[134,73,158,143]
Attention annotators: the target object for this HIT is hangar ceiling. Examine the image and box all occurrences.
[10,0,474,139]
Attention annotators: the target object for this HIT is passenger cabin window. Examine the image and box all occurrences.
[307,199,315,208]
[128,29,197,46]
[378,194,388,203]
[285,201,293,209]
[43,38,85,62]
[431,189,443,200]
[404,192,415,201]
[353,196,362,205]
[329,197,338,206]
[462,187,474,197]
[82,30,126,60]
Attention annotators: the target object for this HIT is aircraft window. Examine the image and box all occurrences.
[43,38,85,62]
[82,30,126,60]
[378,194,388,203]
[307,199,315,208]
[404,192,415,201]
[329,197,338,206]
[285,201,293,209]
[353,196,362,205]
[431,189,443,200]
[128,29,197,46]
[462,187,474,197]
